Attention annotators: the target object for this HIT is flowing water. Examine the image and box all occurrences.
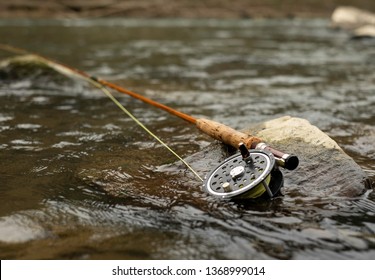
[0,18,374,259]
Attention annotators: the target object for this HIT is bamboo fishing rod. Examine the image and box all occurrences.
[97,78,298,171]
[0,43,298,171]
[1,43,301,199]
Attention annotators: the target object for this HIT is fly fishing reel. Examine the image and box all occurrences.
[204,144,283,200]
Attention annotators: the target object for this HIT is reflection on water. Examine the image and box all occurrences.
[0,18,374,259]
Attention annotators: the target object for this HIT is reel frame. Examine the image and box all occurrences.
[204,149,283,200]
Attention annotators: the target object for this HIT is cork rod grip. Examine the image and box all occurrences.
[196,118,299,170]
[196,118,261,149]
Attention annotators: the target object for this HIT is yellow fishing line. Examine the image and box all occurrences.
[84,77,204,182]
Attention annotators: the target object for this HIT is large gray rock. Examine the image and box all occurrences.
[170,116,371,199]
[241,116,370,197]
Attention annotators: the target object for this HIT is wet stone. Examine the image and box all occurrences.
[242,116,370,197]
[0,55,74,85]
[331,6,375,38]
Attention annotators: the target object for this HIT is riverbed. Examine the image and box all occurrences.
[0,18,374,259]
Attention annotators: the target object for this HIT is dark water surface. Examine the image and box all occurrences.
[0,19,374,259]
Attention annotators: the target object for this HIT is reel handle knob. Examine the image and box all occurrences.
[238,142,250,159]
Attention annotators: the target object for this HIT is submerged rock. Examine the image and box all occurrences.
[353,25,375,38]
[331,6,375,38]
[0,54,74,84]
[0,54,91,97]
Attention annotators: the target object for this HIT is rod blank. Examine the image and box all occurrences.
[0,43,299,171]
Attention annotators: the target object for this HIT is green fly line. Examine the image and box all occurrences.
[85,77,204,182]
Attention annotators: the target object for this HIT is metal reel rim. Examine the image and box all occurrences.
[204,149,276,199]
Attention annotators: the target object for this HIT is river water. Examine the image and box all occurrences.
[0,18,374,259]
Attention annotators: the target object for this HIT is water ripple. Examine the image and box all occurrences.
[0,18,374,259]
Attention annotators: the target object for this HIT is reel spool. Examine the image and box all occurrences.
[204,148,283,200]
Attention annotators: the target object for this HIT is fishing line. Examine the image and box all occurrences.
[0,44,203,182]
[86,77,204,182]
